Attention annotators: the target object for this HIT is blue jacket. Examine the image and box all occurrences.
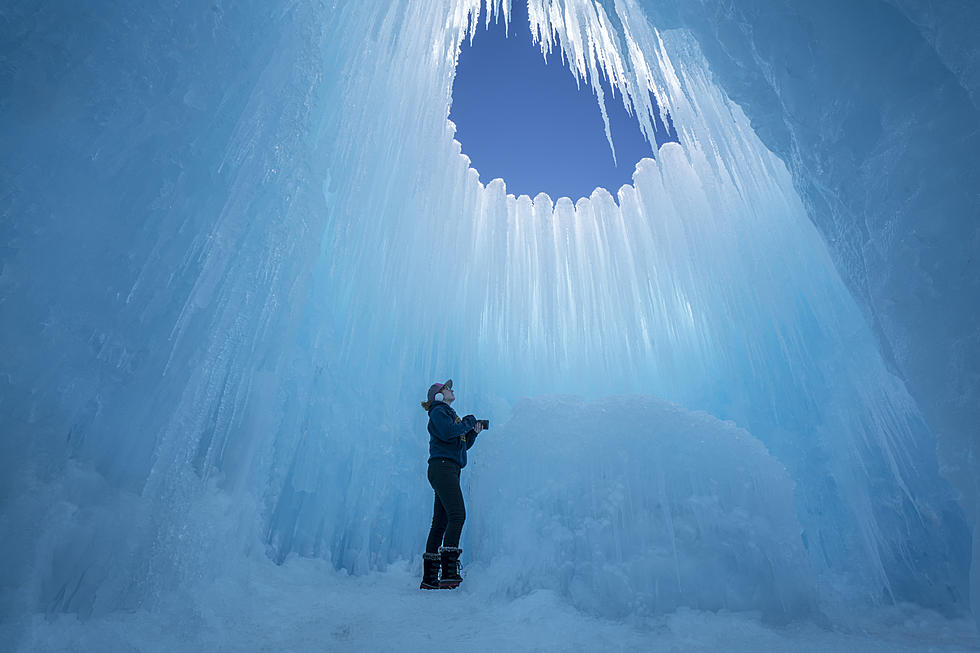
[427,401,479,468]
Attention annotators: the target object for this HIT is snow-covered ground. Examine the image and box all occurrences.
[8,556,978,653]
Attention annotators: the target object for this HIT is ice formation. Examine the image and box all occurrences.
[1,0,977,648]
[469,395,813,620]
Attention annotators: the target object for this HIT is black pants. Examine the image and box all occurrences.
[425,458,465,553]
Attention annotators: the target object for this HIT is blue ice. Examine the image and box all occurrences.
[0,0,977,650]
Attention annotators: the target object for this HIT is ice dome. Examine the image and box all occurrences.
[1,1,977,650]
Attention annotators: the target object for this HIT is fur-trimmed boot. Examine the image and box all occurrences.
[420,552,441,590]
[439,546,463,589]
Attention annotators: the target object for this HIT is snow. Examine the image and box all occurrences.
[468,395,811,621]
[1,0,977,649]
[5,556,978,653]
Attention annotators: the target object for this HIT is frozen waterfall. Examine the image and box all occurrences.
[1,0,977,651]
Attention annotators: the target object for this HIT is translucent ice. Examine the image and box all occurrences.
[0,0,975,646]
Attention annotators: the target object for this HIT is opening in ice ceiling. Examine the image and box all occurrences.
[450,1,678,202]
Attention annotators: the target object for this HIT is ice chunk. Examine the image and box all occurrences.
[468,394,812,621]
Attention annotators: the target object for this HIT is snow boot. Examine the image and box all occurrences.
[439,546,463,589]
[420,552,441,590]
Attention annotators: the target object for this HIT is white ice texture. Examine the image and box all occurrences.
[468,395,812,621]
[1,0,978,649]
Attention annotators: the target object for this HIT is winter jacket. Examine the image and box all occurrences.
[426,401,479,469]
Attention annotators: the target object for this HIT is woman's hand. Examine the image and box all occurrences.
[474,421,484,433]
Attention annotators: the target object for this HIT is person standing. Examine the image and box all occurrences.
[419,379,484,589]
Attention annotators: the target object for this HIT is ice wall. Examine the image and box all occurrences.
[0,0,973,637]
[633,0,980,627]
[884,0,980,107]
[0,0,341,619]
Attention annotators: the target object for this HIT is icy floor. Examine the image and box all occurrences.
[8,556,979,653]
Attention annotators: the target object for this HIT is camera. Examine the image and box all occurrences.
[477,419,490,430]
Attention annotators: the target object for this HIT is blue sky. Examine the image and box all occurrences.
[449,1,677,201]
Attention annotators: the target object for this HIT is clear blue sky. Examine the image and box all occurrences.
[449,1,677,201]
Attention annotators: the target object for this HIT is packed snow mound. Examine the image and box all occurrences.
[467,395,812,621]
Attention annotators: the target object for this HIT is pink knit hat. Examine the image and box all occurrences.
[427,379,453,403]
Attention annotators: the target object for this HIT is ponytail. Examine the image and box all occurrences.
[421,400,432,411]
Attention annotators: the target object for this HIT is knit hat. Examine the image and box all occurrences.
[427,379,453,403]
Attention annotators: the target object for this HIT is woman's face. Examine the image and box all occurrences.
[441,385,455,404]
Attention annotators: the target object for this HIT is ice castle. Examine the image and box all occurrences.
[1,1,978,650]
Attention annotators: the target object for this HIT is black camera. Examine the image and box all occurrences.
[477,419,490,430]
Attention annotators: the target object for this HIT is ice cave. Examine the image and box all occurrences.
[1,0,979,651]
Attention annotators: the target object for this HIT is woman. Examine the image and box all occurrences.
[420,379,484,590]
